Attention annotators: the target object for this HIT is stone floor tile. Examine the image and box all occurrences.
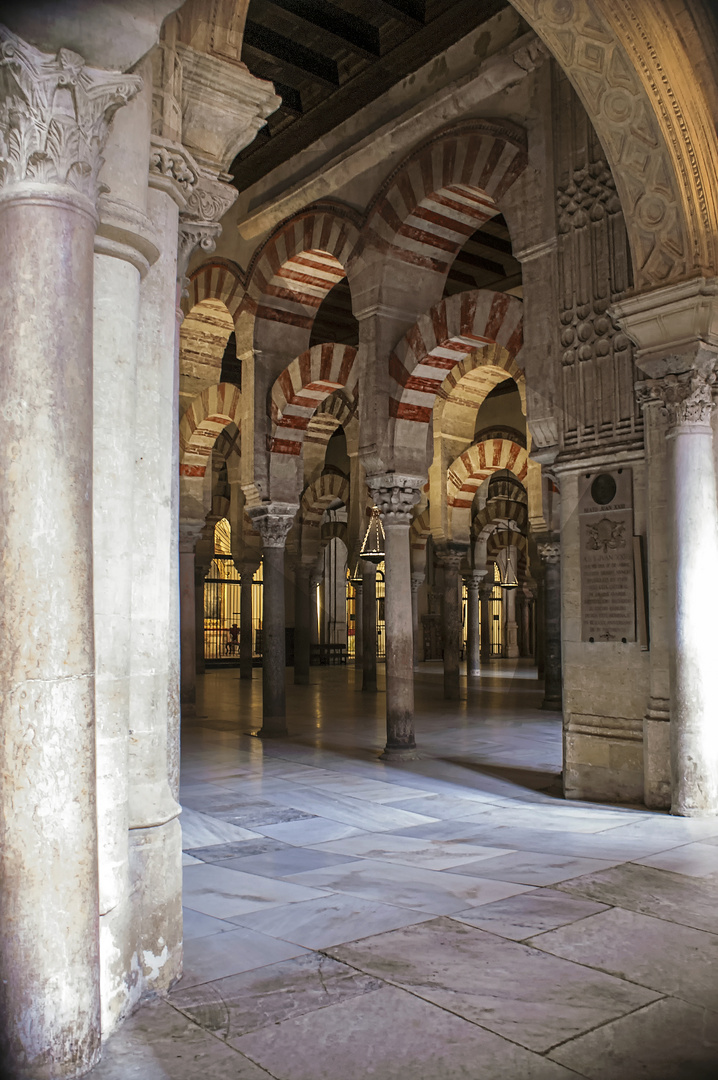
[444,850,620,885]
[328,916,658,1052]
[182,853,202,866]
[182,908,236,941]
[557,862,718,934]
[180,807,261,850]
[179,926,309,988]
[317,777,432,802]
[635,842,718,878]
[549,997,718,1079]
[384,794,508,818]
[310,832,516,870]
[267,786,439,831]
[452,888,608,940]
[182,863,329,919]
[287,858,533,914]
[253,817,367,845]
[527,906,718,1009]
[185,838,290,863]
[227,893,434,949]
[170,953,383,1041]
[233,984,581,1080]
[88,997,272,1079]
[219,846,359,878]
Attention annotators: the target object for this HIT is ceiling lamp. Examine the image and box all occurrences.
[359,506,385,564]
[501,544,519,589]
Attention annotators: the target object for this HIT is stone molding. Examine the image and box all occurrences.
[149,134,197,205]
[557,158,622,234]
[95,193,161,278]
[367,474,424,527]
[635,367,717,431]
[0,24,141,207]
[537,541,561,566]
[248,503,298,548]
[177,167,238,282]
[611,277,718,376]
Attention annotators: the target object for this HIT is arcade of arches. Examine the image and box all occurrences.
[2,1,718,1077]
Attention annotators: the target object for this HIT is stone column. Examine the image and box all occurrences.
[465,572,483,677]
[361,560,378,692]
[479,581,493,661]
[411,572,424,668]
[0,28,140,1076]
[179,521,205,715]
[368,477,423,758]
[354,577,364,667]
[249,505,297,736]
[538,541,562,710]
[294,563,313,685]
[437,549,464,700]
[521,585,534,657]
[640,369,718,816]
[309,572,322,658]
[239,562,258,681]
[504,567,520,659]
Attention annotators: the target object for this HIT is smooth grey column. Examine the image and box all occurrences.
[354,579,364,667]
[294,564,312,685]
[239,564,257,681]
[309,572,321,659]
[250,506,296,736]
[361,560,378,692]
[439,550,463,700]
[505,566,520,659]
[368,477,422,758]
[179,522,204,715]
[538,542,562,710]
[535,580,546,678]
[0,28,140,1077]
[479,581,492,661]
[465,572,483,677]
[411,572,424,668]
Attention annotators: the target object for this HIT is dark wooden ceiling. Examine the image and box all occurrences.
[442,214,522,297]
[232,0,511,190]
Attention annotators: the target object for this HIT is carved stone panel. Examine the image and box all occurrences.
[579,468,636,642]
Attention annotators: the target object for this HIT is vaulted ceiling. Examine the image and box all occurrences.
[231,0,511,190]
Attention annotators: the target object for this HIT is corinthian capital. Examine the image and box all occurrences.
[635,366,716,429]
[247,503,297,549]
[537,541,561,566]
[177,168,238,280]
[0,25,141,205]
[366,474,424,527]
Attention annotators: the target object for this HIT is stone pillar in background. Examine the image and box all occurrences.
[437,549,464,700]
[361,560,378,692]
[465,572,483,677]
[179,521,205,716]
[538,541,562,710]
[411,572,424,668]
[479,581,493,661]
[521,584,534,657]
[639,369,718,816]
[309,572,322,657]
[294,563,313,685]
[504,564,520,659]
[249,505,297,736]
[0,27,140,1076]
[354,577,364,667]
[368,477,423,758]
[239,562,258,680]
[535,578,546,677]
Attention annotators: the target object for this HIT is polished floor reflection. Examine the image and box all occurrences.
[92,664,718,1079]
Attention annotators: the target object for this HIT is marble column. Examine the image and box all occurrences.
[465,572,484,677]
[411,572,425,668]
[639,370,718,816]
[249,505,296,736]
[179,521,205,715]
[239,563,258,681]
[309,572,322,659]
[294,563,313,685]
[361,560,378,692]
[354,578,364,667]
[535,579,546,678]
[368,477,423,758]
[479,581,493,661]
[504,570,520,659]
[521,586,534,657]
[538,542,562,710]
[0,28,140,1077]
[438,549,464,700]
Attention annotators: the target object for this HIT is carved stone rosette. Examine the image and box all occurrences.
[366,475,424,527]
[635,367,717,430]
[0,25,142,206]
[248,503,297,549]
[537,541,561,566]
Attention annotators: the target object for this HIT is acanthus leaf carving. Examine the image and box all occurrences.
[635,366,717,428]
[247,503,298,549]
[367,475,424,527]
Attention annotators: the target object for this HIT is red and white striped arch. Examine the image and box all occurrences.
[305,390,357,452]
[179,383,242,477]
[300,472,350,527]
[186,259,245,322]
[270,343,358,457]
[245,208,360,333]
[364,121,527,274]
[447,438,528,544]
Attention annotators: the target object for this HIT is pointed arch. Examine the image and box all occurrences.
[179,383,242,476]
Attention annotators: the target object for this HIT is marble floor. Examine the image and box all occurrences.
[93,663,718,1079]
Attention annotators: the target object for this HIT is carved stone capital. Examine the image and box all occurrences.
[177,218,222,279]
[436,546,466,573]
[179,519,206,553]
[366,474,424,527]
[248,503,297,549]
[148,136,198,202]
[177,167,237,279]
[0,25,141,206]
[410,572,424,594]
[635,366,716,430]
[464,571,486,591]
[537,541,561,567]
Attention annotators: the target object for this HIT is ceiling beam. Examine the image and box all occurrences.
[453,249,506,276]
[243,20,341,88]
[264,0,381,58]
[273,81,303,115]
[467,229,514,256]
[373,0,426,27]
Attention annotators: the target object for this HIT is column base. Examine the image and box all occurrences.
[294,672,310,685]
[379,745,421,762]
[670,803,718,819]
[254,723,289,739]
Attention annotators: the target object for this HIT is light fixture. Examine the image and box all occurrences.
[359,506,385,564]
[501,544,519,589]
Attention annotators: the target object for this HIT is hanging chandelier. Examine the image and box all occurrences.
[501,543,519,589]
[359,506,385,564]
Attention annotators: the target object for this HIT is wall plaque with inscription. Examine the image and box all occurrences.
[579,469,635,643]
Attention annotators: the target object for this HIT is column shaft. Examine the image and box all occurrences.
[354,582,364,667]
[383,523,416,752]
[361,561,377,692]
[539,544,562,710]
[440,554,463,699]
[479,584,492,662]
[261,546,288,733]
[411,573,424,668]
[505,576,520,659]
[240,570,255,681]
[466,576,482,677]
[294,566,311,685]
